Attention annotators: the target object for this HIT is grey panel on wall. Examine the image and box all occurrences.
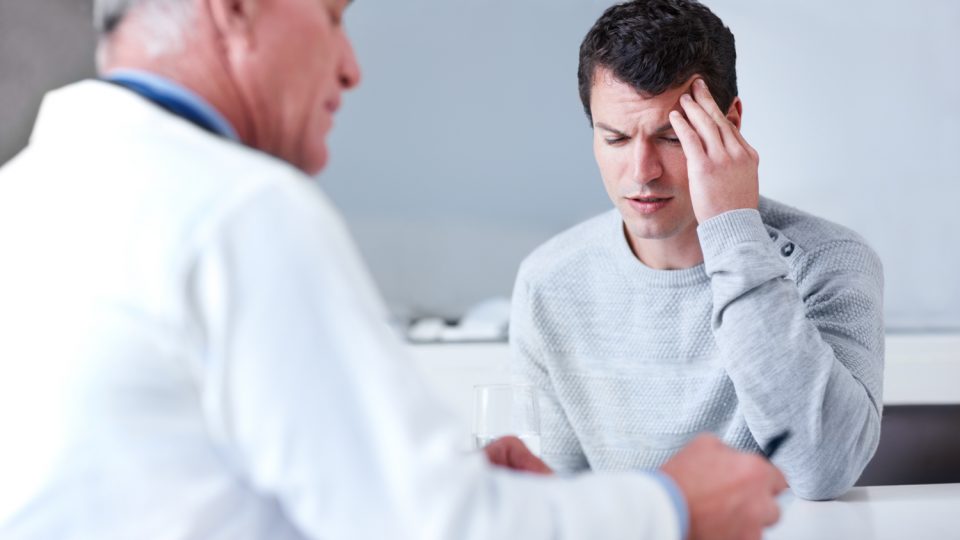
[324,0,960,329]
[0,0,96,163]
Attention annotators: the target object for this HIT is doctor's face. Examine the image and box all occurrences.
[244,0,361,174]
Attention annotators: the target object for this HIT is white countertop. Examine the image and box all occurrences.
[767,483,960,540]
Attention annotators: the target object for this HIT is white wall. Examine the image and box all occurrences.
[325,0,960,329]
[3,1,957,329]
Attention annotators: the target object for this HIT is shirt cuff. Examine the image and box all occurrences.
[648,471,690,540]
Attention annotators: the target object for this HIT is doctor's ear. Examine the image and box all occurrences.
[206,0,260,52]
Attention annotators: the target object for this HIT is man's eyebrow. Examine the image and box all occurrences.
[594,122,627,136]
[595,122,676,136]
[652,122,676,135]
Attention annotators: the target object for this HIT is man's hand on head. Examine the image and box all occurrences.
[483,436,553,475]
[669,79,760,223]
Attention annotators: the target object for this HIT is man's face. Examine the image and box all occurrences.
[243,0,360,174]
[590,68,698,250]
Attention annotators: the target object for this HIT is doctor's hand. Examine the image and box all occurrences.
[483,436,553,475]
[661,434,787,540]
[669,78,760,224]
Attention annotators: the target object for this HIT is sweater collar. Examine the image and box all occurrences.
[605,209,709,288]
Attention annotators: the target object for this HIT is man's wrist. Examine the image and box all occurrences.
[696,208,769,263]
[694,197,759,224]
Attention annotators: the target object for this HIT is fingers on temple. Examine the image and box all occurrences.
[692,78,729,126]
[679,93,724,155]
[692,79,751,157]
[669,110,707,163]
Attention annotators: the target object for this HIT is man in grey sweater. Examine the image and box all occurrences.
[510,0,884,501]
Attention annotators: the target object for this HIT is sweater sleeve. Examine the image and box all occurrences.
[697,209,884,501]
[189,180,684,540]
[509,264,591,475]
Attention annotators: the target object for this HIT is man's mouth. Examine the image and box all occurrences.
[626,195,673,214]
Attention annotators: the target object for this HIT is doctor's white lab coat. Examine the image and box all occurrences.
[0,80,682,540]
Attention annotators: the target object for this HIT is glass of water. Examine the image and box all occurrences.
[473,384,541,456]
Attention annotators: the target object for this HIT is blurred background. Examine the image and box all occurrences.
[0,1,96,163]
[2,0,959,487]
[2,0,959,331]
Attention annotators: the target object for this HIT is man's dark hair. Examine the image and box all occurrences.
[577,0,737,124]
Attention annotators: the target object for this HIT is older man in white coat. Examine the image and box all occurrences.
[0,0,786,539]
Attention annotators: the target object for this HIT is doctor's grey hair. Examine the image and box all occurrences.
[94,0,196,68]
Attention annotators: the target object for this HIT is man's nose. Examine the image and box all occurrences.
[632,141,662,185]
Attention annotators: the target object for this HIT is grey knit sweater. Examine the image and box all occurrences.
[509,197,884,500]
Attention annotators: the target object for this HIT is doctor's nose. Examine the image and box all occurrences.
[340,33,362,90]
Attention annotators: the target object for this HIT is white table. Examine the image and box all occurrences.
[766,483,960,540]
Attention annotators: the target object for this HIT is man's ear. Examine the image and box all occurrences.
[726,97,743,130]
[205,0,258,53]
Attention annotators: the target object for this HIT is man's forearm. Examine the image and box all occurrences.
[699,209,884,500]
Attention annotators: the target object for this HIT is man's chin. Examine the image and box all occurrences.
[617,211,666,238]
